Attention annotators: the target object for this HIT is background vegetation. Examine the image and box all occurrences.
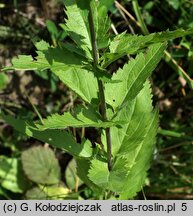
[0,0,193,199]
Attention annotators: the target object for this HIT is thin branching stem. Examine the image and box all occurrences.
[88,4,112,171]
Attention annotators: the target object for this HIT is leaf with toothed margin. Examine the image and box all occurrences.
[35,105,120,130]
[21,146,61,185]
[105,43,167,112]
[88,158,109,188]
[102,27,193,67]
[62,0,92,58]
[1,113,93,158]
[97,82,159,198]
[61,0,111,57]
[4,40,99,104]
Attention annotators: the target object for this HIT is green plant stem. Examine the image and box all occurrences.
[88,6,98,66]
[105,127,112,171]
[88,4,112,171]
[132,0,149,35]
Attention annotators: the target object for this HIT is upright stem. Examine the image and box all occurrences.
[88,4,112,171]
[132,0,149,35]
[88,5,98,65]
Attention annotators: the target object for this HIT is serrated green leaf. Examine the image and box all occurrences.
[92,2,111,49]
[22,146,61,185]
[99,81,158,197]
[2,113,93,158]
[10,39,83,69]
[36,105,118,130]
[63,0,111,53]
[5,40,98,104]
[108,81,154,156]
[119,110,158,199]
[84,82,158,198]
[63,0,92,58]
[108,156,129,192]
[10,55,49,71]
[105,43,166,111]
[76,158,103,195]
[103,28,193,67]
[44,45,85,66]
[88,158,109,188]
[51,66,98,103]
[0,157,29,193]
[106,82,159,198]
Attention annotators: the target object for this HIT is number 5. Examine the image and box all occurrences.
[181,203,187,211]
